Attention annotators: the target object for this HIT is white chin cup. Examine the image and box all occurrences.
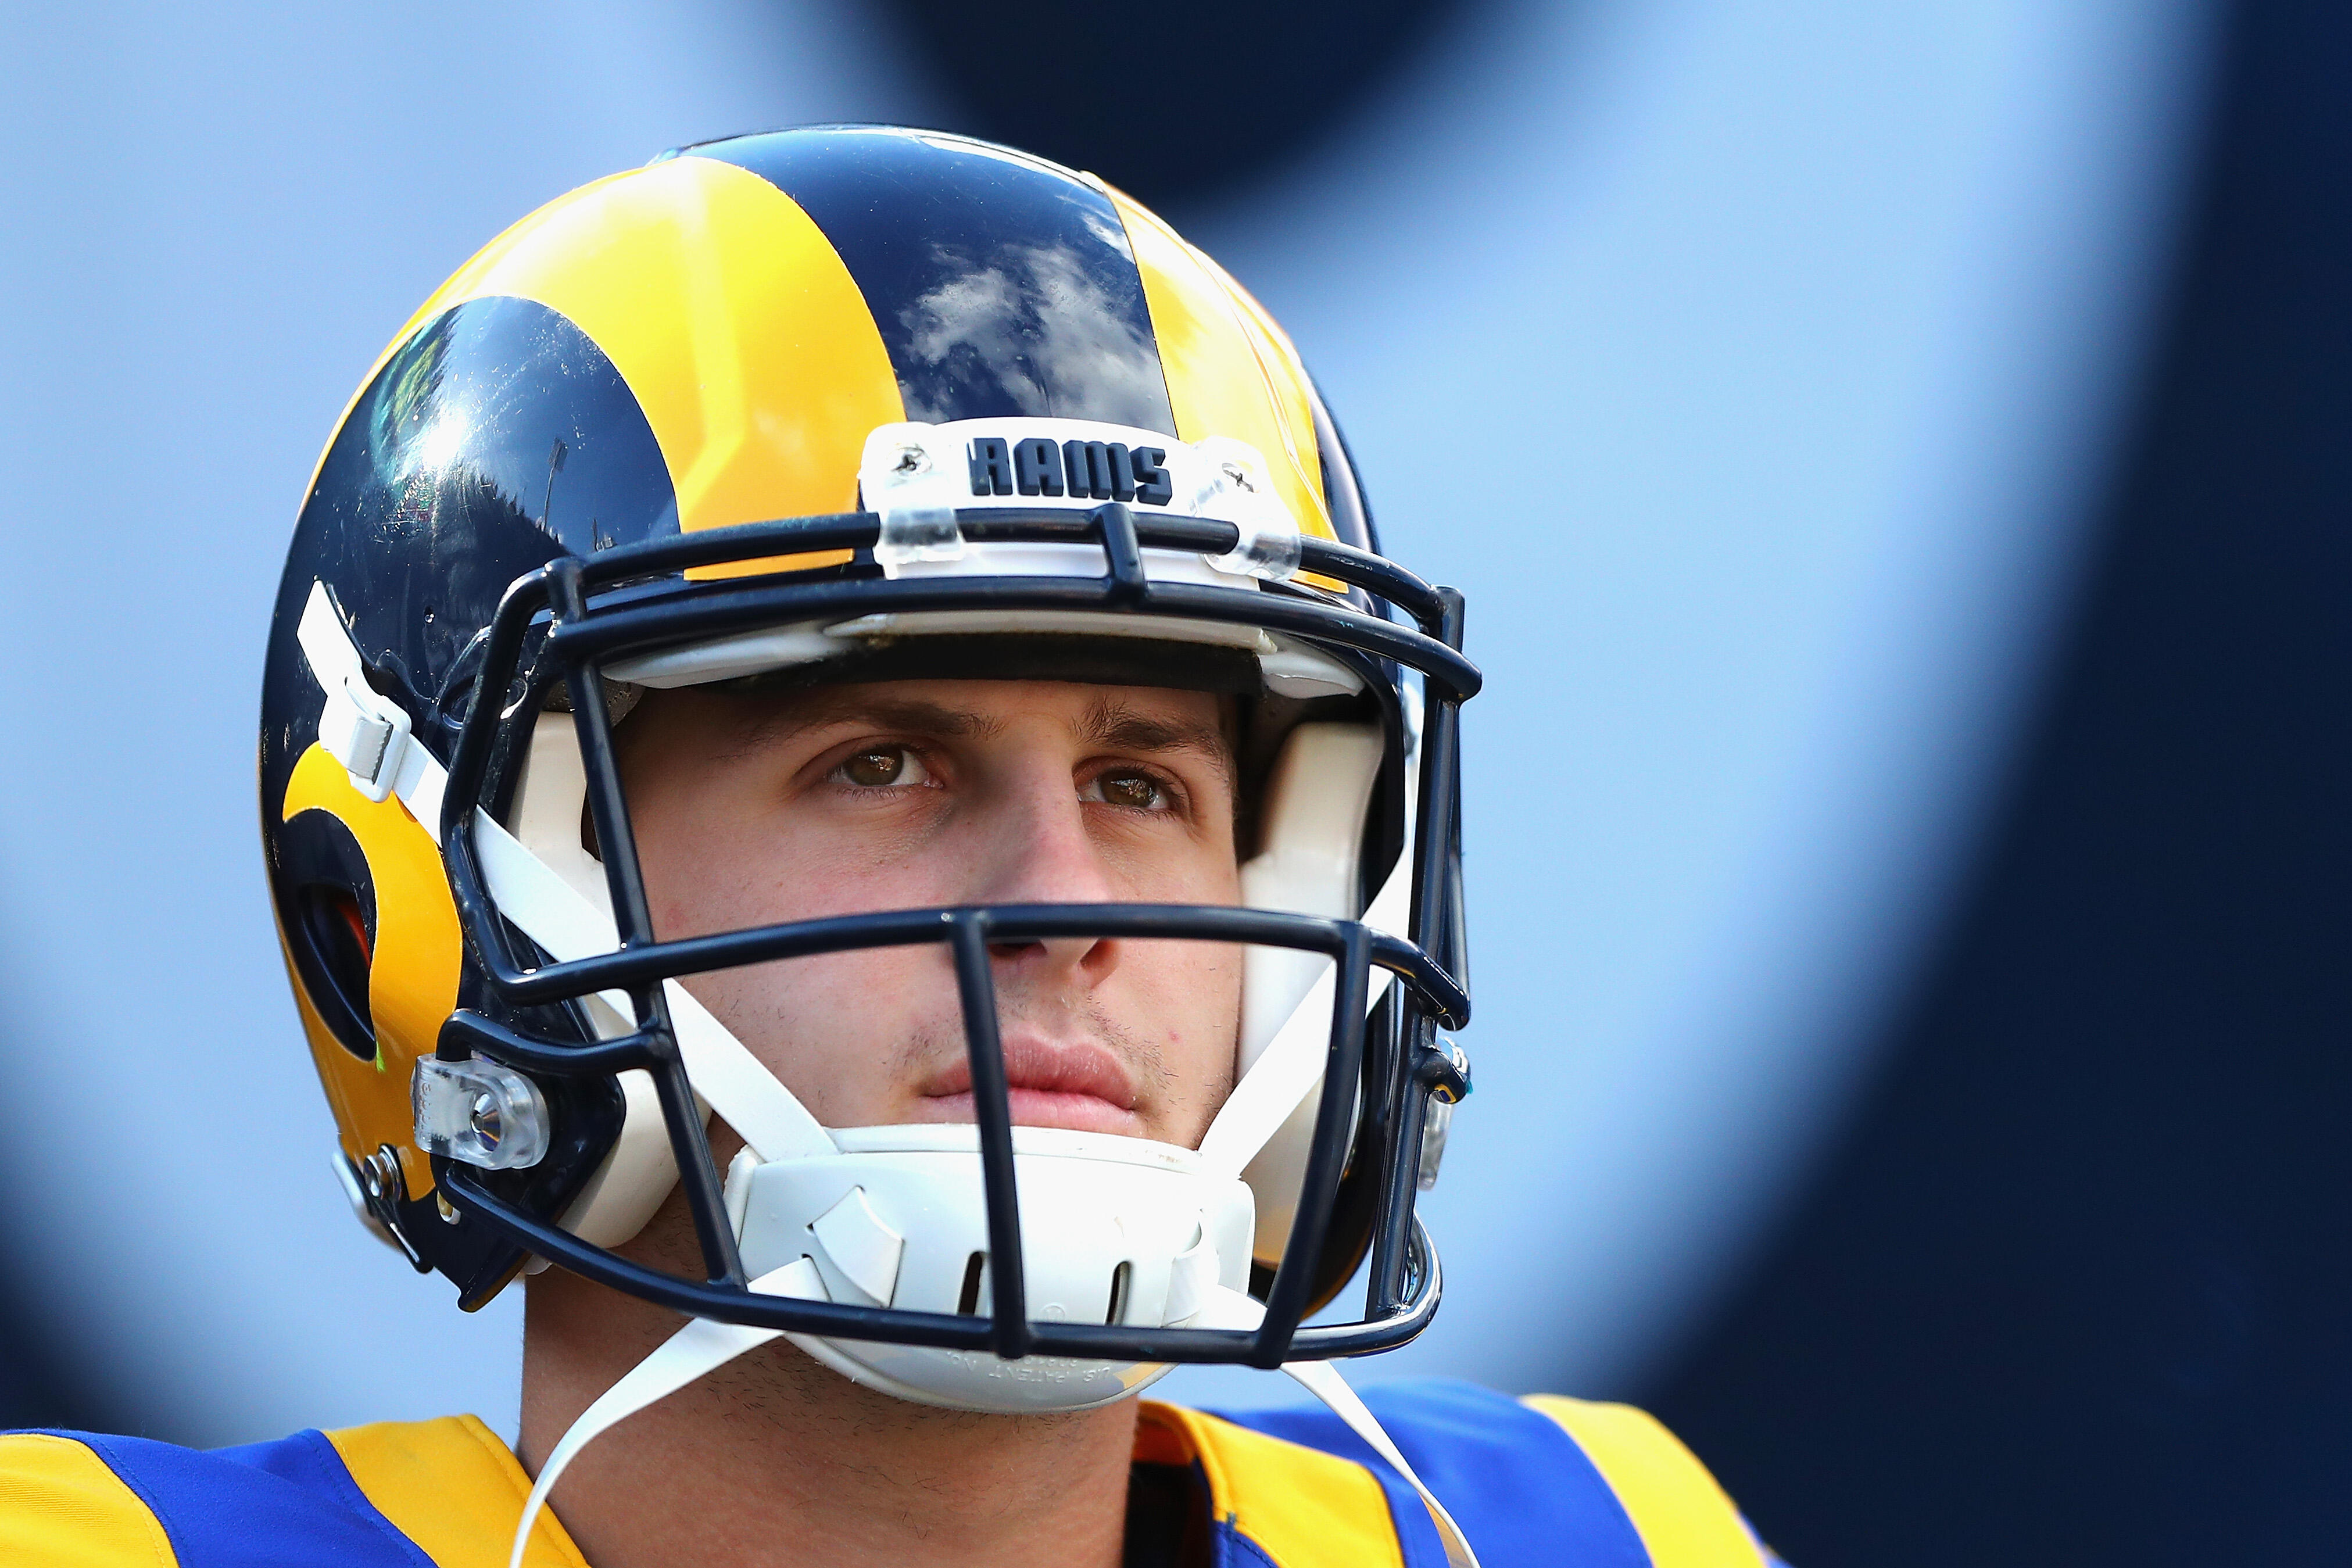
[728,1124,1258,1413]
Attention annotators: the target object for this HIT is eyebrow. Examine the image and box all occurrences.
[717,689,1234,786]
[1077,697,1236,787]
[717,694,1004,761]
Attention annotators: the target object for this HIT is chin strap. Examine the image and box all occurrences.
[1198,1286,1482,1568]
[1278,1359,1481,1568]
[1194,846,1412,1181]
[508,1258,825,1568]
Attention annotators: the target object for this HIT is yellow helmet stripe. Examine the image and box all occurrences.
[355,157,905,574]
[1105,185,1332,543]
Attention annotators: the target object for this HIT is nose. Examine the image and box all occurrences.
[967,756,1118,985]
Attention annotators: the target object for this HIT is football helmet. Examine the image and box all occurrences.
[260,126,1474,1476]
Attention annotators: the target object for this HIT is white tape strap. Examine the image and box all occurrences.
[471,812,836,1164]
[296,581,367,693]
[508,1258,826,1568]
[1282,1358,1482,1568]
[1196,1286,1480,1568]
[299,580,443,832]
[1193,856,1409,1179]
[392,733,445,836]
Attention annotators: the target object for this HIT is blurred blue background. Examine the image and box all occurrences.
[9,2,2347,1563]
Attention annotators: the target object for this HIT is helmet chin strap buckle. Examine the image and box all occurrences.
[297,579,444,822]
[317,673,410,800]
[296,580,416,804]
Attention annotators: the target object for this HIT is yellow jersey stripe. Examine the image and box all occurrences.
[328,1414,589,1568]
[0,1433,176,1568]
[1521,1396,1765,1568]
[1141,1402,1407,1568]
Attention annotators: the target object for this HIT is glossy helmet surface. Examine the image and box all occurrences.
[260,126,1474,1404]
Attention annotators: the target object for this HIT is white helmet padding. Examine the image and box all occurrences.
[506,715,682,1251]
[1234,722,1388,1266]
[602,607,1366,703]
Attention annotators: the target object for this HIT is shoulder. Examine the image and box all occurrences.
[2,1424,415,1568]
[0,1417,581,1568]
[1194,1380,1776,1568]
[0,1431,176,1568]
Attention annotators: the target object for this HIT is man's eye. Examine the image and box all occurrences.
[836,747,930,789]
[1087,769,1168,810]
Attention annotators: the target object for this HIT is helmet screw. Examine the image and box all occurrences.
[891,443,931,475]
[359,1144,406,1204]
[1418,1036,1473,1105]
[468,1090,504,1152]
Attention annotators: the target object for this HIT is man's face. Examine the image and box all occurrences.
[616,678,1243,1150]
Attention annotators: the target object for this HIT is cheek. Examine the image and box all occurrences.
[682,944,965,1126]
[1107,837,1243,910]
[636,798,950,940]
[1141,940,1245,1084]
[631,782,764,941]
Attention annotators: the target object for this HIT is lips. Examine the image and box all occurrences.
[917,1035,1142,1135]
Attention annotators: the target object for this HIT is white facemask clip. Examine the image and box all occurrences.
[862,423,967,574]
[1194,435,1302,582]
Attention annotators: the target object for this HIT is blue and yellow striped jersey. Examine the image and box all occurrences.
[1,1381,1782,1566]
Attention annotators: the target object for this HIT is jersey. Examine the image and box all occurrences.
[0,1380,1785,1567]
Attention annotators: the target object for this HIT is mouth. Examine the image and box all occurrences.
[916,1035,1144,1136]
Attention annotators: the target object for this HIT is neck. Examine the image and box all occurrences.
[518,1267,1141,1568]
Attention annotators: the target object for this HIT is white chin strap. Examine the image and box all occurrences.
[506,1258,825,1568]
[507,1278,1479,1568]
[300,585,1466,1567]
[1195,847,1408,1177]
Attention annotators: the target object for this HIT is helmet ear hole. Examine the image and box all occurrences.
[295,885,375,1061]
[275,810,378,1061]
